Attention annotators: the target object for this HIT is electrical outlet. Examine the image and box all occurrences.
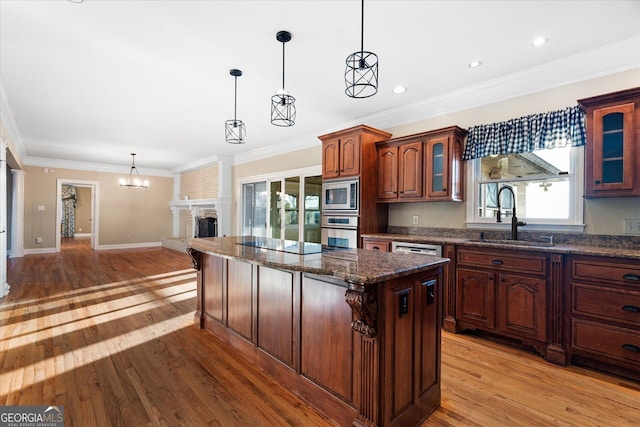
[624,219,640,235]
[36,237,43,244]
[412,215,419,225]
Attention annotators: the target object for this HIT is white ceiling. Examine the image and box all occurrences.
[1,0,639,175]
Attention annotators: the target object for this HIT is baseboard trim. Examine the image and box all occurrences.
[95,242,162,250]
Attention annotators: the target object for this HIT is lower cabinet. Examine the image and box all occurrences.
[456,248,549,356]
[362,237,391,251]
[568,255,640,380]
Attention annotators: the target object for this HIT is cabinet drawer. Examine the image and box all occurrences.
[572,259,640,286]
[572,319,640,364]
[363,239,390,252]
[573,283,640,325]
[457,249,546,275]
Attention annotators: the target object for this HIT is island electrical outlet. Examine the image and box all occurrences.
[624,219,640,235]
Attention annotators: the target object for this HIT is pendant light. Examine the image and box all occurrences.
[225,69,246,144]
[345,0,378,98]
[271,30,296,127]
[119,153,149,188]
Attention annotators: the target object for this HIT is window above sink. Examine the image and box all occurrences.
[466,145,585,233]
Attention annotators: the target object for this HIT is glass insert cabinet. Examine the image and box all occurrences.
[578,87,640,198]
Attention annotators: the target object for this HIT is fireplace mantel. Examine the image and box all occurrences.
[169,198,218,210]
[169,198,219,239]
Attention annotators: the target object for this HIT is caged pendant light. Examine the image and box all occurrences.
[119,153,149,189]
[345,0,378,98]
[225,69,246,144]
[271,31,296,127]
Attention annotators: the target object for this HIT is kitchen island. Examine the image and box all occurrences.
[187,236,449,427]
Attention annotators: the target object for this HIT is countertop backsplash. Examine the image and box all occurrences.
[385,226,640,250]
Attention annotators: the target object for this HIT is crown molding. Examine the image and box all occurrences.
[232,135,319,166]
[23,156,175,177]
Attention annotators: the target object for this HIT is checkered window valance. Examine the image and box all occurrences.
[462,105,586,160]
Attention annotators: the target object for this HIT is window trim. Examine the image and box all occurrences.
[464,146,585,232]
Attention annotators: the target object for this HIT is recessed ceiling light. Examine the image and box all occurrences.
[468,60,482,68]
[532,37,548,47]
[392,86,407,94]
[67,0,85,3]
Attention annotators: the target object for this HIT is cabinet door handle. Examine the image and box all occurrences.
[622,344,640,353]
[372,246,380,250]
[623,273,640,281]
[622,305,640,313]
[492,259,504,265]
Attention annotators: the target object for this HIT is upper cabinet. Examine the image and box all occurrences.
[376,126,467,202]
[378,139,423,200]
[319,125,391,180]
[578,87,640,198]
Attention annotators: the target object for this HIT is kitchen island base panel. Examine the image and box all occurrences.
[191,245,445,427]
[201,312,358,427]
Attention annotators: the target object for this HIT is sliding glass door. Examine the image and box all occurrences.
[242,173,321,242]
[242,182,267,237]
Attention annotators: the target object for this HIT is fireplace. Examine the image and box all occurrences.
[196,216,217,238]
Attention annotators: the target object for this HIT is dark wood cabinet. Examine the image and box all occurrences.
[321,134,361,179]
[456,267,546,342]
[455,248,548,355]
[456,267,495,329]
[578,87,640,198]
[319,125,391,180]
[567,255,640,380]
[376,126,466,203]
[425,131,465,201]
[362,237,391,251]
[319,125,392,247]
[377,140,423,200]
[377,144,398,200]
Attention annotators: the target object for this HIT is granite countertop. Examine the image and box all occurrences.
[362,233,640,260]
[188,236,449,284]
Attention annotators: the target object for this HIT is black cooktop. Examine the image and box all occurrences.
[237,237,348,255]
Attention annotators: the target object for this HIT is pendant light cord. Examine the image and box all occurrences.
[233,75,238,122]
[281,41,286,91]
[360,0,364,54]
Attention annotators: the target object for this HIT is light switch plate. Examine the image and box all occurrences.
[412,215,419,225]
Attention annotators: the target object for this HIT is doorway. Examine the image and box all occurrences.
[55,179,99,252]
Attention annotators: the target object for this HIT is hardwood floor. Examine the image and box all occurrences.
[2,238,639,426]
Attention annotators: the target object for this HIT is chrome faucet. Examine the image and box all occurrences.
[496,186,526,240]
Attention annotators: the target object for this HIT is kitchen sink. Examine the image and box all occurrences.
[465,239,555,247]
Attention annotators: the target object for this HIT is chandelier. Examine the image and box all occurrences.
[119,153,149,188]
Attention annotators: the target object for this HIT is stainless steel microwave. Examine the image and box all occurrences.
[322,178,359,214]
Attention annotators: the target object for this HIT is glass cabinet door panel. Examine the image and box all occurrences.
[431,142,445,192]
